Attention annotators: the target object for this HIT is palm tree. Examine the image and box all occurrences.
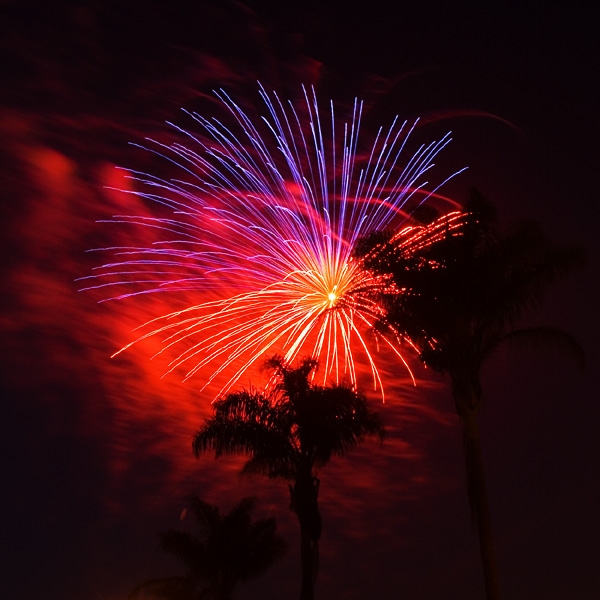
[193,356,384,600]
[357,190,586,600]
[130,495,286,600]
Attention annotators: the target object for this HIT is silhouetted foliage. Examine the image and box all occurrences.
[355,189,586,600]
[193,356,384,600]
[130,495,286,600]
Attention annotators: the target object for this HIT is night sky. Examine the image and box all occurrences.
[1,1,598,599]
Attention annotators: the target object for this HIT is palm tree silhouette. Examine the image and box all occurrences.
[357,190,586,600]
[130,495,286,600]
[193,355,384,600]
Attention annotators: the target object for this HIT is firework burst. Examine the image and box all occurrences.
[80,85,465,399]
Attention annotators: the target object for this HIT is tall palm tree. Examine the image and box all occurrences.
[193,356,384,600]
[130,495,286,600]
[357,190,586,600]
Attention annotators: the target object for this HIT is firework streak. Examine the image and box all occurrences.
[80,85,466,400]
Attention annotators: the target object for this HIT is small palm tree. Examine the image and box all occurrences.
[357,190,586,600]
[193,356,384,600]
[130,495,286,600]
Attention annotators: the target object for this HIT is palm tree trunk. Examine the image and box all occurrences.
[462,408,501,600]
[290,473,321,600]
[299,527,316,600]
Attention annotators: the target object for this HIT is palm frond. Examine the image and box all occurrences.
[240,453,297,479]
[186,495,221,538]
[477,221,587,331]
[194,414,294,465]
[298,385,385,466]
[356,192,586,381]
[160,530,205,575]
[500,325,586,372]
[133,495,287,600]
[235,511,287,580]
[195,357,385,502]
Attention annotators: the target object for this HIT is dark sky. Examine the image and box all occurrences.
[1,1,598,599]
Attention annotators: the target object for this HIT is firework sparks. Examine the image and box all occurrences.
[80,85,465,399]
